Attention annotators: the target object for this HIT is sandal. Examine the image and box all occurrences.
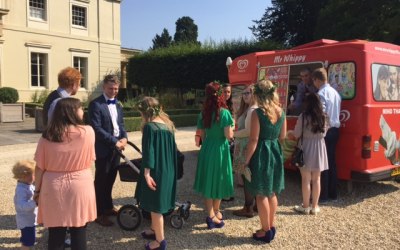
[214,210,224,220]
[141,228,156,240]
[206,216,224,229]
[145,239,167,250]
[252,229,273,243]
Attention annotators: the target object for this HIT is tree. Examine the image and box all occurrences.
[251,0,400,47]
[151,28,173,50]
[314,0,400,45]
[250,0,329,47]
[173,16,199,44]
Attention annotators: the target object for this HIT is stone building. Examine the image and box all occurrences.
[0,0,137,102]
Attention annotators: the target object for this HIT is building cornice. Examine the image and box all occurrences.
[69,48,91,53]
[25,42,52,49]
[0,8,9,16]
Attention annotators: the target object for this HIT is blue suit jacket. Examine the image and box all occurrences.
[88,95,128,158]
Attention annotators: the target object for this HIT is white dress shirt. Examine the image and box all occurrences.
[318,83,341,128]
[104,94,120,137]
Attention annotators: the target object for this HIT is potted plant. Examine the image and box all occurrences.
[0,87,25,122]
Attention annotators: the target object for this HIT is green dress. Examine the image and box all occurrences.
[193,109,234,199]
[137,122,177,214]
[245,108,285,197]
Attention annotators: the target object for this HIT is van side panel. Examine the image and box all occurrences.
[228,40,400,182]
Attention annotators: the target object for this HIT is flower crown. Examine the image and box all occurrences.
[212,80,223,97]
[254,82,277,100]
[137,101,161,117]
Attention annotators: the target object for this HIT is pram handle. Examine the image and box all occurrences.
[114,141,142,174]
[127,141,142,154]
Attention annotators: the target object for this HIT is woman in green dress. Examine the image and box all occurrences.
[243,80,286,243]
[193,82,234,229]
[136,97,176,250]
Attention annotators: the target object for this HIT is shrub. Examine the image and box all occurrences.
[158,92,184,109]
[170,114,198,127]
[123,117,142,131]
[31,89,49,104]
[0,87,19,103]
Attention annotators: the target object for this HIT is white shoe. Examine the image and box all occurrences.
[294,205,310,215]
[311,207,320,215]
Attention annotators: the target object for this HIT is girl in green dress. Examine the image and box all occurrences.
[136,97,176,250]
[193,82,234,229]
[243,80,287,243]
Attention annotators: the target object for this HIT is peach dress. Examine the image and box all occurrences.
[34,125,97,227]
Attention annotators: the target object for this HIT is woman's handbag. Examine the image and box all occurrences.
[291,116,305,168]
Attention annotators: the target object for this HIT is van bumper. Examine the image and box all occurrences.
[351,166,400,182]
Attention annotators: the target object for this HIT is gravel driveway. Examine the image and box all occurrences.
[0,127,399,249]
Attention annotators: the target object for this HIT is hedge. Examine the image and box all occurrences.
[117,108,200,118]
[127,40,282,90]
[123,114,198,132]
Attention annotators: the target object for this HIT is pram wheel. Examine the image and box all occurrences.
[176,206,190,220]
[179,201,191,220]
[182,209,190,220]
[117,204,142,231]
[170,214,184,229]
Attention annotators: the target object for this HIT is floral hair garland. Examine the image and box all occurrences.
[254,82,277,100]
[212,80,223,97]
[137,101,161,117]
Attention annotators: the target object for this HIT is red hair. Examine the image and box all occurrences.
[202,82,227,128]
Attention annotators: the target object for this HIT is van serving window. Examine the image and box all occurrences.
[327,62,356,100]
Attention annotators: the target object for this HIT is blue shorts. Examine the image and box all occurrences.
[20,226,36,247]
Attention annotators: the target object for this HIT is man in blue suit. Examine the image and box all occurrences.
[88,74,128,226]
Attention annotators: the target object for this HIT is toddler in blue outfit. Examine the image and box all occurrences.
[12,160,38,249]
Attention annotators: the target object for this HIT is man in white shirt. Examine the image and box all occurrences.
[88,75,128,226]
[312,68,341,203]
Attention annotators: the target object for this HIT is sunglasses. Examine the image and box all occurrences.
[242,92,251,96]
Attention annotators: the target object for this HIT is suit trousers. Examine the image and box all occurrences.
[94,154,119,216]
[320,127,340,200]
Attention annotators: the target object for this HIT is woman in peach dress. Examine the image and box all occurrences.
[33,98,96,250]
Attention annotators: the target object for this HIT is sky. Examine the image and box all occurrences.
[121,0,271,51]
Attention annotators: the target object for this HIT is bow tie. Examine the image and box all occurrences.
[107,99,116,105]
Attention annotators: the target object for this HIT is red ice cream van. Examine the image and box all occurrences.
[227,39,400,182]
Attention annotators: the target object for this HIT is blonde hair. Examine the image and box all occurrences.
[254,80,282,122]
[12,160,36,180]
[137,96,175,132]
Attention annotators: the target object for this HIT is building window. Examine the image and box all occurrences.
[29,0,46,20]
[73,57,88,88]
[72,5,86,27]
[31,52,47,87]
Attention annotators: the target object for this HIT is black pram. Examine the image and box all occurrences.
[115,141,191,231]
